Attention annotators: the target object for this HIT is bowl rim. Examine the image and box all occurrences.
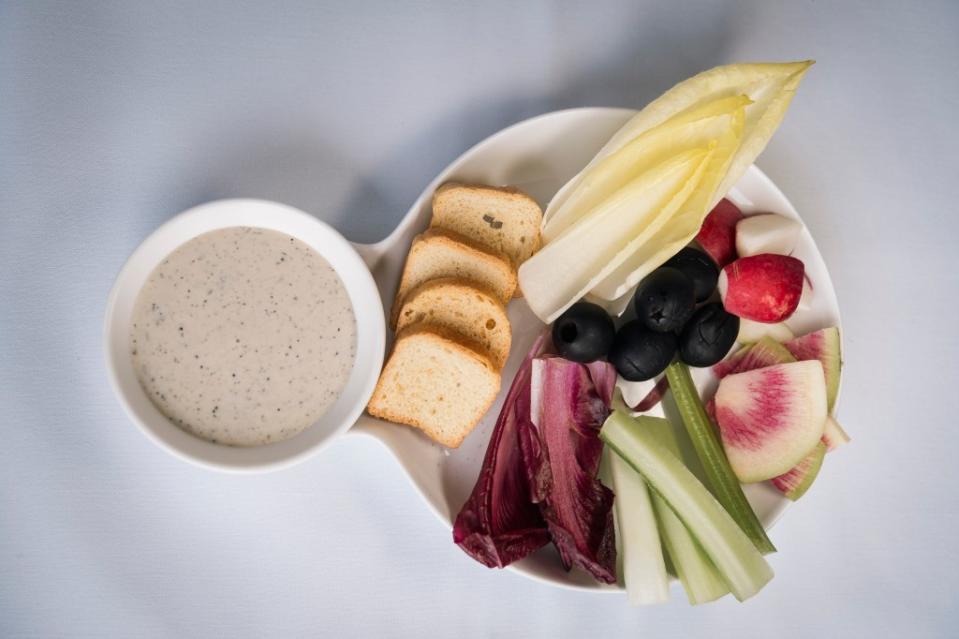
[103,198,385,473]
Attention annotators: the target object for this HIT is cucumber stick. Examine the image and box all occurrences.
[606,448,669,605]
[665,361,776,554]
[601,411,773,602]
[643,420,729,604]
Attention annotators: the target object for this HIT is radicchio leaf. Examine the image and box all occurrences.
[585,361,618,407]
[452,334,551,568]
[634,376,669,412]
[525,357,617,583]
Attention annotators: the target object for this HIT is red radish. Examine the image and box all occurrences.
[822,416,850,451]
[735,213,802,257]
[784,326,842,412]
[695,198,743,267]
[714,361,827,482]
[713,337,795,379]
[771,442,826,500]
[737,318,795,344]
[718,254,805,322]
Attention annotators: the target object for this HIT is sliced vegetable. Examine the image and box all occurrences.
[664,361,776,553]
[601,412,774,601]
[695,198,744,268]
[618,375,669,413]
[577,61,814,207]
[453,335,551,568]
[771,441,826,500]
[544,95,751,241]
[822,415,851,451]
[713,337,846,456]
[718,254,805,323]
[714,361,827,482]
[589,110,743,301]
[525,357,617,583]
[577,63,815,302]
[784,326,842,413]
[712,337,794,379]
[521,147,713,322]
[652,491,729,604]
[735,212,803,257]
[639,415,729,604]
[606,448,669,605]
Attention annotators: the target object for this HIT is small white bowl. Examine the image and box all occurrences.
[104,199,385,472]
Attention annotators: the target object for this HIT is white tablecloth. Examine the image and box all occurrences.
[2,1,957,636]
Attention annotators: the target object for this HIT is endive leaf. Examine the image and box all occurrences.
[589,106,744,300]
[543,95,752,241]
[520,147,712,323]
[545,61,813,229]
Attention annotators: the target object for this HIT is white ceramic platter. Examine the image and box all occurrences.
[350,107,842,592]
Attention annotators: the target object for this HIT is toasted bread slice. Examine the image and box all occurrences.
[431,183,543,268]
[389,229,516,327]
[395,278,512,369]
[367,325,500,448]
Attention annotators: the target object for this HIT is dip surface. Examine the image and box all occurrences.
[130,226,356,446]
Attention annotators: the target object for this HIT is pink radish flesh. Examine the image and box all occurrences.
[714,361,827,482]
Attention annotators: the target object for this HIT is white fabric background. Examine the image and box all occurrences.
[2,1,957,637]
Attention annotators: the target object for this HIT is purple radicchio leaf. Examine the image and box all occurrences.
[452,333,552,568]
[524,357,617,583]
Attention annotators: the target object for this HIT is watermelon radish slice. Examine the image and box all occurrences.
[713,337,795,379]
[771,442,826,500]
[713,337,845,454]
[784,327,841,413]
[714,361,828,482]
[822,416,850,451]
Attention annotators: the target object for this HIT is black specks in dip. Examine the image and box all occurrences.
[129,227,357,446]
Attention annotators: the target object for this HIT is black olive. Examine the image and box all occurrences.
[608,320,677,381]
[679,303,740,367]
[552,302,615,363]
[665,247,719,303]
[632,267,696,333]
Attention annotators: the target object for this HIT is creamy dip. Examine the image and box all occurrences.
[130,227,356,446]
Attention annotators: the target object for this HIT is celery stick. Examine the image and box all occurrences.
[652,493,729,604]
[597,446,625,584]
[640,419,728,604]
[601,412,773,601]
[606,448,669,605]
[664,361,776,554]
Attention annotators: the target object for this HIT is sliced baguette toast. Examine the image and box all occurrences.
[367,325,500,448]
[395,278,511,369]
[431,183,542,269]
[389,229,516,327]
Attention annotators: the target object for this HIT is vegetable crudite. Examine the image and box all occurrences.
[363,61,848,604]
